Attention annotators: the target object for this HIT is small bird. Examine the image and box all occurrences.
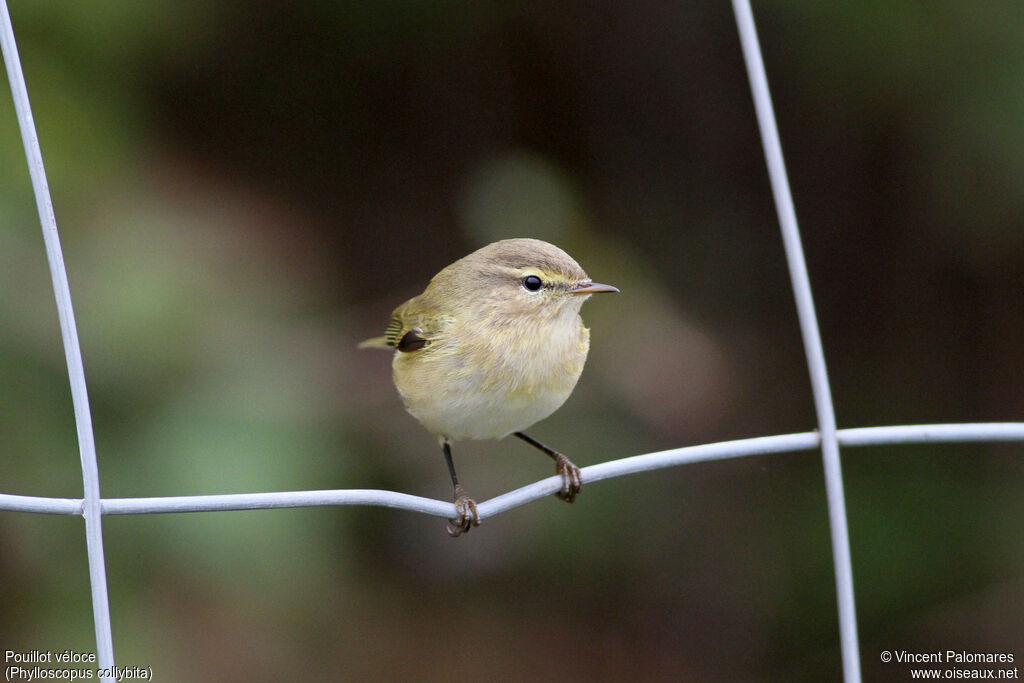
[360,238,618,536]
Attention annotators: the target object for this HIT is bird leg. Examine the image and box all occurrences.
[514,432,583,503]
[442,441,479,537]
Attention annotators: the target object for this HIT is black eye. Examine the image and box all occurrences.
[522,275,543,291]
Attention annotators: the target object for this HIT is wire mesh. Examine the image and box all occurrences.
[2,3,1022,683]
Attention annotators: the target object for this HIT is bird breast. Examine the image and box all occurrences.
[393,309,591,441]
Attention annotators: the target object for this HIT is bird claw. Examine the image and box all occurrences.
[554,454,583,503]
[446,485,480,537]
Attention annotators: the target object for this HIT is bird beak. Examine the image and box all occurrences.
[573,281,619,295]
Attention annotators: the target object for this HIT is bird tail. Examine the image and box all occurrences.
[357,336,392,350]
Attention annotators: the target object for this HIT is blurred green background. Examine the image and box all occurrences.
[2,1,1023,681]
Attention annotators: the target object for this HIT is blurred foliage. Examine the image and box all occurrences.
[1,1,1023,681]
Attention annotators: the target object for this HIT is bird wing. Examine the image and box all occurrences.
[358,297,450,353]
[383,314,407,347]
[356,315,405,350]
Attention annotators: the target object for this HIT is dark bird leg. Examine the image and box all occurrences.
[442,440,479,537]
[514,432,583,503]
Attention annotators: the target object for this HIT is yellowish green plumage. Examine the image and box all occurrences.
[362,238,617,535]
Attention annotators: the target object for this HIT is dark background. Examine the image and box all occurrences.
[1,1,1022,680]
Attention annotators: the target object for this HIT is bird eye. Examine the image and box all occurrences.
[522,275,543,291]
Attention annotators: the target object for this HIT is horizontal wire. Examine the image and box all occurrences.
[839,422,1024,445]
[102,489,454,517]
[0,494,82,515]
[2,423,1021,520]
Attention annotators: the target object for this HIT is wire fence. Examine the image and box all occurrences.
[2,3,1022,683]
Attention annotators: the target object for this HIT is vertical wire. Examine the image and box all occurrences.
[730,1,862,681]
[0,2,115,679]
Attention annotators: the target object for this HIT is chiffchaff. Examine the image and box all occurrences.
[360,238,617,536]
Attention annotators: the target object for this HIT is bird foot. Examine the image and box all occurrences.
[446,485,480,537]
[554,453,583,503]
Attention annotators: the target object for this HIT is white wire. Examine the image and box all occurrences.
[839,422,1024,445]
[2,424,1021,519]
[0,493,83,515]
[0,3,115,680]
[730,1,861,681]
[101,489,455,517]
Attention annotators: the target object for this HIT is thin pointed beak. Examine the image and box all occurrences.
[573,281,619,295]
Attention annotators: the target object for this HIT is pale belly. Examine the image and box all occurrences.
[393,323,589,441]
[404,377,576,441]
